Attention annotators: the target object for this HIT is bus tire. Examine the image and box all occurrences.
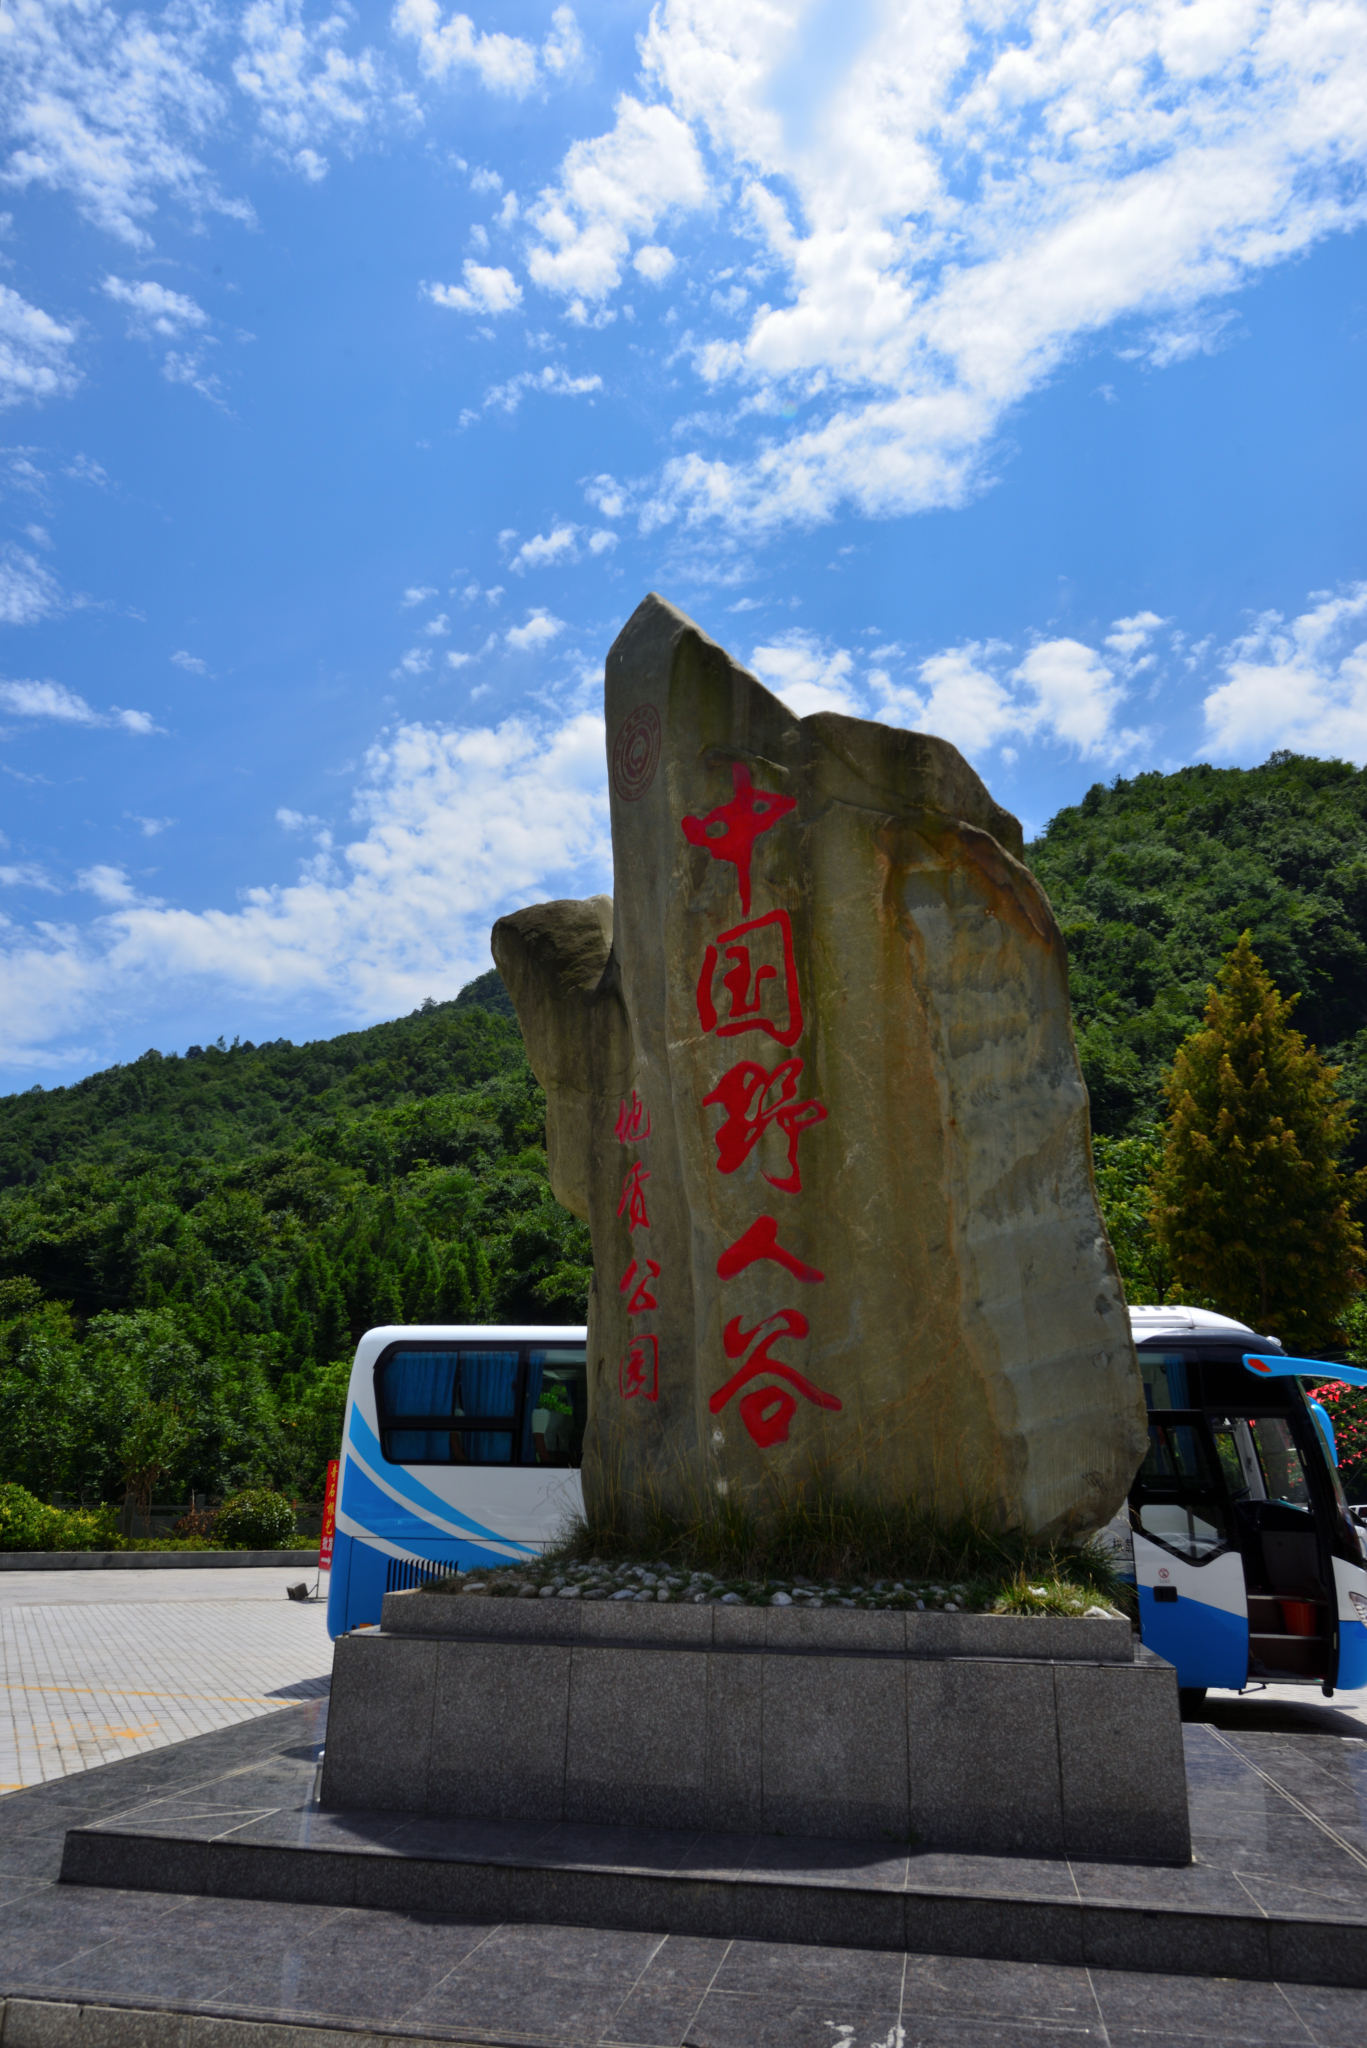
[1178,1687,1208,1715]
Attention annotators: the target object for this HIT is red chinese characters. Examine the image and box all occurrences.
[696,910,803,1047]
[616,1161,652,1232]
[708,1311,842,1447]
[715,1214,825,1283]
[620,1333,659,1402]
[681,763,795,915]
[682,762,839,1450]
[619,1256,661,1313]
[615,1090,651,1143]
[702,1056,827,1193]
[615,1092,663,1400]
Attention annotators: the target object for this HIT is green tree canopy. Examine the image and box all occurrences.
[1152,933,1365,1348]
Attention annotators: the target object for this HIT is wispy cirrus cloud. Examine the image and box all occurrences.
[393,0,583,96]
[746,610,1167,767]
[519,0,1367,537]
[0,677,157,732]
[0,285,81,411]
[1202,587,1367,760]
[425,262,522,316]
[0,705,610,1068]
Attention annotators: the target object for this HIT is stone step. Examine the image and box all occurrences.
[60,1796,1367,1991]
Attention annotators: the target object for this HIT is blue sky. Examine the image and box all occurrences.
[1,0,1364,1090]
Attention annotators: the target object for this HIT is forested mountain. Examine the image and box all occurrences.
[6,750,1367,1511]
[0,970,587,1505]
[1029,752,1367,1153]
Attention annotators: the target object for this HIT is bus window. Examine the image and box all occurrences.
[530,1347,587,1468]
[1211,1418,1266,1504]
[1140,1352,1191,1412]
[377,1346,519,1464]
[1248,1417,1311,1509]
[1133,1419,1230,1561]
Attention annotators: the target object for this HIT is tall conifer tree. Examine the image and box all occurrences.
[1152,932,1366,1348]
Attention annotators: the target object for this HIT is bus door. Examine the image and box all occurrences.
[1130,1401,1248,1690]
[1211,1405,1342,1691]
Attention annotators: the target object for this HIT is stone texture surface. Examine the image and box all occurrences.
[492,593,1146,1540]
[382,1586,1135,1663]
[319,1630,1189,1861]
[906,1659,1064,1856]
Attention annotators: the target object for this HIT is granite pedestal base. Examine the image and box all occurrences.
[317,1592,1191,1865]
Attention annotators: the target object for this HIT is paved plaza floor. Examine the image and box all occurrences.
[8,1571,1367,2043]
[0,1568,332,1792]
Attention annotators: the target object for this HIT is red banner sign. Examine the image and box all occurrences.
[318,1458,339,1571]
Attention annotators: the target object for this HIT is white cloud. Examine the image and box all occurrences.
[541,5,585,79]
[0,546,60,625]
[1202,586,1367,759]
[753,622,1153,766]
[402,585,437,607]
[583,473,626,518]
[424,612,450,636]
[425,262,523,316]
[1012,640,1142,758]
[510,523,579,571]
[530,0,1367,534]
[394,646,433,675]
[171,649,208,674]
[588,529,617,555]
[873,645,1024,757]
[277,807,320,829]
[506,608,565,650]
[233,0,388,179]
[393,0,582,96]
[0,707,612,1066]
[746,631,862,719]
[482,364,602,413]
[127,813,175,836]
[0,284,81,411]
[78,863,147,906]
[103,277,208,339]
[0,0,254,249]
[1105,611,1167,659]
[633,244,676,283]
[0,677,157,730]
[528,94,710,303]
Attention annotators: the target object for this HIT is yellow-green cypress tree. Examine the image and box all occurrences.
[1152,932,1365,1349]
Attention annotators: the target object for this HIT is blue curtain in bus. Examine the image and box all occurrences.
[459,1350,518,1463]
[521,1353,545,1463]
[380,1353,458,1460]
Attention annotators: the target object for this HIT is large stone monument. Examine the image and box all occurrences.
[494,594,1147,1540]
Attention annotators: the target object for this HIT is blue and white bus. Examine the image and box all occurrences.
[1120,1305,1367,1705]
[326,1324,587,1638]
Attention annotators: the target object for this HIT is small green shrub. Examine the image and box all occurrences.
[0,1482,60,1551]
[212,1488,297,1549]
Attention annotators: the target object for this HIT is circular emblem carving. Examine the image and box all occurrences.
[612,703,662,803]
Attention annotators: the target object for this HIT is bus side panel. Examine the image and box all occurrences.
[1134,1538,1248,1688]
[1334,1556,1367,1691]
[338,1535,388,1634]
[326,1529,353,1639]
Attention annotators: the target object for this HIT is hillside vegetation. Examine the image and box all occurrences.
[5,750,1367,1512]
[0,972,588,1505]
[1029,750,1367,1152]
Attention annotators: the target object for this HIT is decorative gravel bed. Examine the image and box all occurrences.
[425,1556,1125,1618]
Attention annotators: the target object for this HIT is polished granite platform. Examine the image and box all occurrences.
[53,1707,1367,1987]
[6,1704,1367,2044]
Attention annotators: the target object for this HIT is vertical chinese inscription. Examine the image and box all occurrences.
[684,769,841,1448]
[616,1090,659,1402]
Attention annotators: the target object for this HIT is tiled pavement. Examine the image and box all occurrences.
[2,1706,1367,2043]
[0,1570,331,1792]
[7,1577,1367,2042]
